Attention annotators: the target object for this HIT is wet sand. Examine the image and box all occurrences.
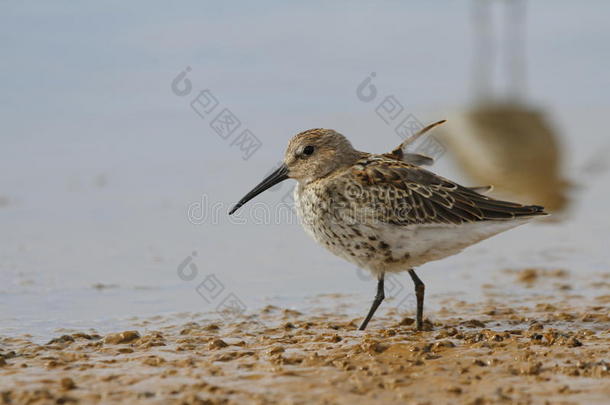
[1,269,609,405]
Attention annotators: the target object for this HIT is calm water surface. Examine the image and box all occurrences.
[1,2,609,342]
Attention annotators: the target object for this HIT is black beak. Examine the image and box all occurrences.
[228,164,289,215]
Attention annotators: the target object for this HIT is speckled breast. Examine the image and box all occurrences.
[293,182,395,271]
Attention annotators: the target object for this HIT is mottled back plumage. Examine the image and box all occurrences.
[334,155,544,226]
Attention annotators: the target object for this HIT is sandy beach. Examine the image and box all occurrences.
[2,269,608,405]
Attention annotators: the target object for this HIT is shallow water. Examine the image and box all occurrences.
[1,2,609,342]
[1,106,609,342]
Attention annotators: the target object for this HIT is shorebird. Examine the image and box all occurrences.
[229,121,547,330]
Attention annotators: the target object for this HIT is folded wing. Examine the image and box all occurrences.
[332,157,546,226]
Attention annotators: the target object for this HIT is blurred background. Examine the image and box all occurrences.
[1,1,609,340]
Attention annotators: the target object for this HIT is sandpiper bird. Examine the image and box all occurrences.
[229,121,547,330]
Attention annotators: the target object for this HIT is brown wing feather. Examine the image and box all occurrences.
[337,156,547,226]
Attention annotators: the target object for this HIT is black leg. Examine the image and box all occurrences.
[408,269,425,330]
[358,274,385,331]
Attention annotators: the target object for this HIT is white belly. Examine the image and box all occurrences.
[294,184,532,275]
[373,219,530,271]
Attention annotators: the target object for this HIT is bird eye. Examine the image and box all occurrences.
[302,145,315,156]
